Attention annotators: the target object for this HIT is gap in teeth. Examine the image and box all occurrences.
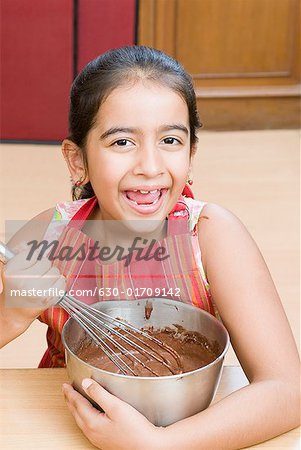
[135,189,159,194]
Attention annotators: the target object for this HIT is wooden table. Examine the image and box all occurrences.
[0,367,299,449]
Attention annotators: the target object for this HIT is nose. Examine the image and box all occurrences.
[132,145,165,178]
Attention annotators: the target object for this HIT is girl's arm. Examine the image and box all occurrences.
[160,203,300,449]
[0,208,65,347]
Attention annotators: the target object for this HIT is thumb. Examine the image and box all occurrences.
[82,379,126,419]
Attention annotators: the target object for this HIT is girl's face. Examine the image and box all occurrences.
[85,81,192,223]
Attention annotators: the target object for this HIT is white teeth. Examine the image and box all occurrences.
[128,197,159,206]
[128,189,161,194]
[137,189,159,194]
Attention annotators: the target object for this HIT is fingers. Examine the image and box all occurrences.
[63,384,90,431]
[62,381,155,450]
[62,383,107,434]
[64,379,126,422]
[3,249,66,309]
[81,379,125,419]
[5,249,43,271]
[41,270,66,307]
[6,249,54,276]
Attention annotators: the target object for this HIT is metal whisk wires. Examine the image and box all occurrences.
[60,294,180,376]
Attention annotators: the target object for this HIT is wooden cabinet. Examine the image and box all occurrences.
[138,0,301,130]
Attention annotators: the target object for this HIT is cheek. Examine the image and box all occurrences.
[167,152,190,177]
[88,152,124,186]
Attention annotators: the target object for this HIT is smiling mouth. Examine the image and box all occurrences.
[125,188,164,206]
[121,188,168,214]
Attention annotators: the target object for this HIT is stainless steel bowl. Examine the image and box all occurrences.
[62,298,229,426]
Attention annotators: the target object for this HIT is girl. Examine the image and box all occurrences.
[0,46,300,449]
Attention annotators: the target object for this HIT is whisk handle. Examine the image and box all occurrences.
[0,241,15,264]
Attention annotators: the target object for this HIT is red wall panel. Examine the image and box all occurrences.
[77,0,136,71]
[0,0,73,141]
[0,0,136,141]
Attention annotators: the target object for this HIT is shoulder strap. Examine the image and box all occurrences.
[68,196,98,230]
[183,197,208,235]
[167,185,194,236]
[43,197,97,241]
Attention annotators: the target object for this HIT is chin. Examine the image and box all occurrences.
[120,216,166,238]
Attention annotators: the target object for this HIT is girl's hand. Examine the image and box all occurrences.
[62,379,163,450]
[1,249,65,324]
[0,249,65,347]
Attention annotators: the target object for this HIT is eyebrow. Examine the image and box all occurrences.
[160,124,189,135]
[99,124,189,140]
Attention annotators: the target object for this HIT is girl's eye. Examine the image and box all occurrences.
[162,137,181,145]
[112,139,132,146]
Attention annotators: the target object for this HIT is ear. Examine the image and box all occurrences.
[62,139,89,184]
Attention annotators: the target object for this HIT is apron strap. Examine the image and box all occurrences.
[68,196,98,230]
[167,185,194,236]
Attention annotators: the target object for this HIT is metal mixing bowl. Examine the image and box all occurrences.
[62,298,229,426]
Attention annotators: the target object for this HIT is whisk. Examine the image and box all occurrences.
[0,242,180,376]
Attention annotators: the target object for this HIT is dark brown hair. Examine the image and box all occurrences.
[68,46,202,200]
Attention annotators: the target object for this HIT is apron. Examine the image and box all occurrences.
[38,191,216,367]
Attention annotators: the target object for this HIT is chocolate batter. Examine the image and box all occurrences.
[75,324,221,377]
[144,300,153,320]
